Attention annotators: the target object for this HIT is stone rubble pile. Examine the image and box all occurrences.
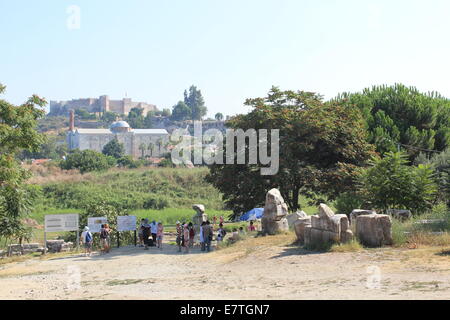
[387,209,412,221]
[46,240,74,253]
[3,243,45,257]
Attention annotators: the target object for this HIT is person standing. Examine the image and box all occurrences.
[203,221,213,252]
[183,224,190,254]
[176,221,183,252]
[138,218,145,247]
[100,224,111,254]
[156,222,164,250]
[150,220,157,246]
[199,221,206,251]
[219,215,224,225]
[142,219,151,250]
[80,226,93,257]
[188,222,195,248]
[248,221,256,232]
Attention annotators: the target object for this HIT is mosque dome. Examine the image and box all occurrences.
[110,121,131,132]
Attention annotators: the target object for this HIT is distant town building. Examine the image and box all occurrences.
[67,111,169,159]
[50,95,158,116]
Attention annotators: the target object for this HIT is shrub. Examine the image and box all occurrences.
[60,150,115,174]
[143,197,170,210]
[334,192,364,216]
[358,151,438,215]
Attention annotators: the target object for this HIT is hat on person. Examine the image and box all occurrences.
[176,221,181,225]
[84,226,89,231]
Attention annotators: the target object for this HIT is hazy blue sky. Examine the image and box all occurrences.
[1,0,449,117]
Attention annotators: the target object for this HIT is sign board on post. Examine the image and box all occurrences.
[117,216,137,232]
[88,217,108,233]
[44,214,80,254]
[45,214,79,232]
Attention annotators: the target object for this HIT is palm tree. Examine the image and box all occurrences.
[138,143,146,159]
[147,142,155,157]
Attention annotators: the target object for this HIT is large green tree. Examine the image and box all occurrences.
[335,84,450,159]
[127,107,145,128]
[171,101,191,121]
[0,83,46,245]
[102,138,125,159]
[206,87,375,216]
[184,85,207,120]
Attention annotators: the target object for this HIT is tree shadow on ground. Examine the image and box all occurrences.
[436,249,450,257]
[270,242,326,259]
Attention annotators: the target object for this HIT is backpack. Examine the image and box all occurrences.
[85,232,92,243]
[100,229,108,239]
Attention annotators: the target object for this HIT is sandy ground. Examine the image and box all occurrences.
[0,234,449,300]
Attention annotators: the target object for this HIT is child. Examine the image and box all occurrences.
[156,222,164,250]
[248,221,256,232]
[217,223,226,243]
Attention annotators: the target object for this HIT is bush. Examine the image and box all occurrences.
[358,152,438,215]
[60,150,115,174]
[143,197,170,210]
[334,192,364,216]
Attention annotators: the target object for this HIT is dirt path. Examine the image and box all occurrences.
[0,234,449,300]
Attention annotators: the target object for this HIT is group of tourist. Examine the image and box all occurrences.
[139,219,164,250]
[79,223,111,257]
[79,216,259,257]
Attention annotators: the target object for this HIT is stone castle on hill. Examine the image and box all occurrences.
[50,95,158,116]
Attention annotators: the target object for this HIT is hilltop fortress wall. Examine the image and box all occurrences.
[50,95,158,116]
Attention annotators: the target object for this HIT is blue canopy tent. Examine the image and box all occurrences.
[240,208,264,221]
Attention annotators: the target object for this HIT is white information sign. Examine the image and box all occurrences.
[88,217,108,233]
[45,214,79,232]
[117,216,137,232]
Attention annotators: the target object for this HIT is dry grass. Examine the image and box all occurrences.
[25,164,89,185]
[197,232,296,263]
[405,232,450,249]
[330,239,364,253]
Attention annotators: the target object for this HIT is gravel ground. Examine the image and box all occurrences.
[0,235,449,300]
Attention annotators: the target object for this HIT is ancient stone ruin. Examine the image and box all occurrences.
[192,204,208,234]
[286,211,307,227]
[293,216,312,244]
[295,204,353,246]
[356,214,393,247]
[261,189,289,235]
[387,209,412,221]
[46,240,74,253]
[4,243,45,257]
[350,209,377,225]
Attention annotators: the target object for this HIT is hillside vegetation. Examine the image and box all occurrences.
[29,166,226,215]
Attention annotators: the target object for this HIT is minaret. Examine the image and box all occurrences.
[69,110,75,131]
